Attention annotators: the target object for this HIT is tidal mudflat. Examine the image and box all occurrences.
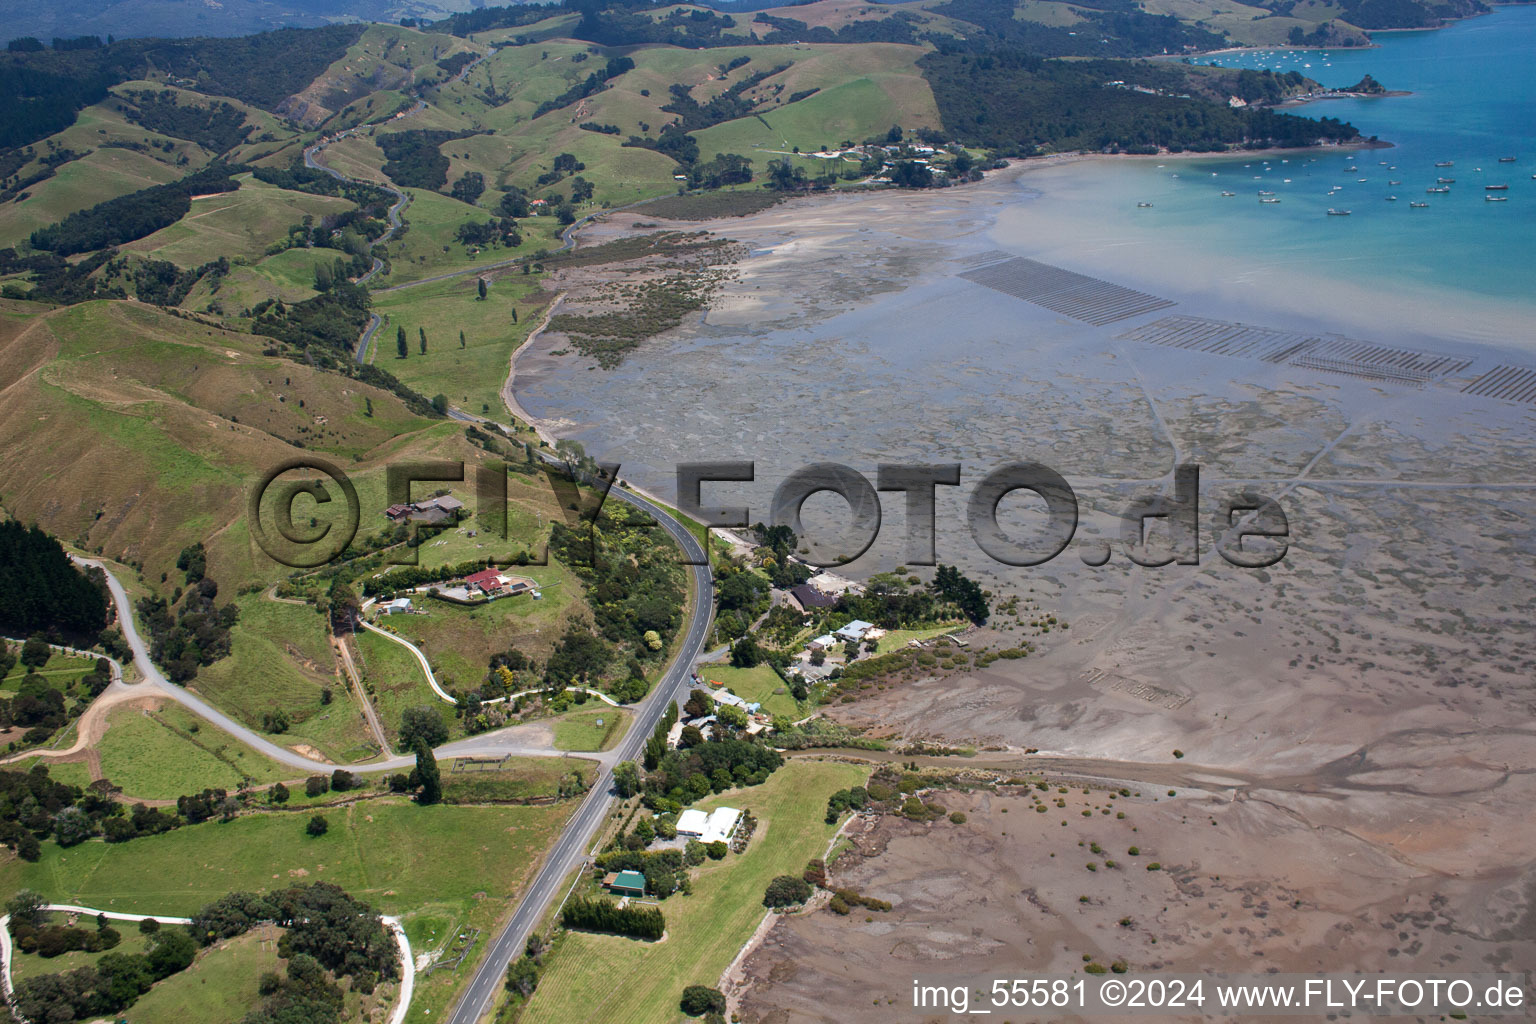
[514,155,1536,1016]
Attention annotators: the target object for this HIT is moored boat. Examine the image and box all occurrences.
[1326,208,1351,216]
[1485,183,1509,190]
[1409,201,1429,208]
[1485,194,1508,202]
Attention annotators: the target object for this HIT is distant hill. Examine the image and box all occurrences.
[0,0,494,46]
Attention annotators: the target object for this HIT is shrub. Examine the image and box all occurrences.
[763,875,812,908]
[306,815,329,837]
[949,811,967,824]
[1085,962,1108,974]
[705,841,728,860]
[1146,862,1162,871]
[305,775,329,798]
[680,984,726,1017]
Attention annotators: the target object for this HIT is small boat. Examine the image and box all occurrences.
[1409,201,1429,208]
[1389,180,1401,185]
[1485,183,1509,190]
[1486,195,1508,202]
[1137,202,1153,208]
[1258,189,1276,196]
[1260,197,1281,204]
[1357,178,1368,183]
[1327,208,1351,216]
[1427,186,1450,193]
[1386,195,1397,201]
[1346,165,1358,172]
[1220,191,1235,197]
[1435,161,1454,167]
[1499,156,1517,163]
[1437,177,1455,184]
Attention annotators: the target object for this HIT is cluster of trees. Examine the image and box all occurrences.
[0,648,110,744]
[251,162,395,209]
[0,521,108,637]
[532,55,634,119]
[919,50,1360,155]
[136,576,237,683]
[123,254,229,306]
[593,845,693,897]
[680,984,727,1018]
[638,734,782,810]
[933,0,1224,57]
[824,785,870,824]
[713,562,769,646]
[658,62,790,134]
[0,24,361,155]
[29,162,242,255]
[561,897,664,939]
[753,11,924,45]
[929,564,989,624]
[9,902,200,1023]
[547,499,684,676]
[120,89,252,152]
[376,129,482,190]
[191,882,399,987]
[454,216,521,248]
[762,874,812,908]
[688,152,753,190]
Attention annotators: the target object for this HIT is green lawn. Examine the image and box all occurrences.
[95,702,298,799]
[692,663,800,721]
[378,189,563,287]
[8,914,154,983]
[121,176,355,267]
[124,926,283,1024]
[0,797,571,916]
[517,760,869,1024]
[371,270,551,417]
[550,708,629,752]
[190,595,379,764]
[0,798,574,1024]
[1,651,100,691]
[873,623,966,655]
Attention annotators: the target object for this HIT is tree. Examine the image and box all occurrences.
[729,635,762,668]
[477,278,487,300]
[396,324,408,359]
[306,814,329,836]
[146,928,196,979]
[431,393,450,415]
[511,307,518,323]
[680,985,726,1017]
[506,955,539,997]
[613,760,640,798]
[763,875,812,908]
[330,769,356,792]
[399,705,448,749]
[20,634,51,669]
[304,775,329,797]
[269,782,290,804]
[418,326,427,354]
[459,329,467,348]
[6,889,45,928]
[414,739,441,804]
[52,806,94,846]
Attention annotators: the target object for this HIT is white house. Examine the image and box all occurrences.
[676,806,744,845]
[380,598,412,615]
[808,634,838,652]
[834,620,874,642]
[713,691,761,713]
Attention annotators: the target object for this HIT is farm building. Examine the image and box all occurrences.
[379,598,412,615]
[604,870,646,897]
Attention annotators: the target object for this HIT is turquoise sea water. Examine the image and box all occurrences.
[1025,5,1536,310]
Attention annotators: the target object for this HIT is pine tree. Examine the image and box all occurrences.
[477,277,487,300]
[364,396,373,417]
[459,330,466,349]
[511,308,518,324]
[418,327,427,355]
[396,325,407,359]
[414,738,441,804]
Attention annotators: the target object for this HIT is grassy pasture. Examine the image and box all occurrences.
[516,760,869,1024]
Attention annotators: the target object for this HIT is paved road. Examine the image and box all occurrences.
[445,484,713,1024]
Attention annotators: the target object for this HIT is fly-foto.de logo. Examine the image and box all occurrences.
[248,457,1289,571]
